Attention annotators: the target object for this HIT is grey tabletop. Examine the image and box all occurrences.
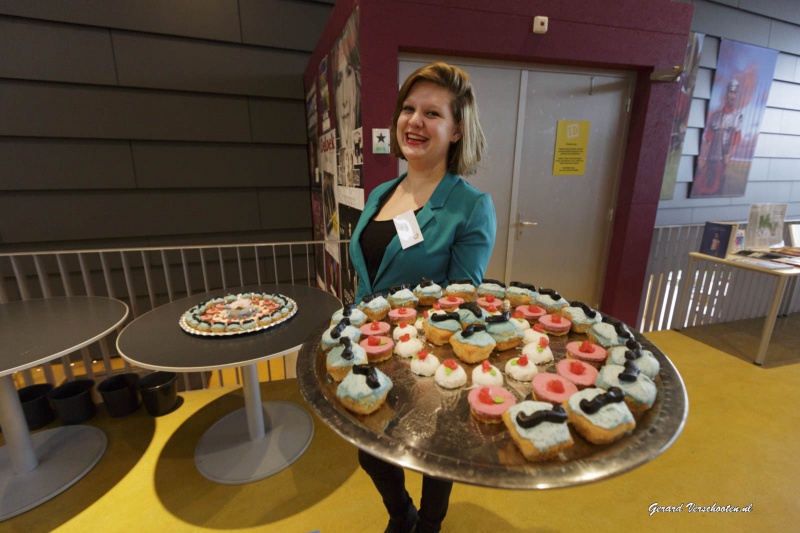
[0,296,129,377]
[297,315,689,490]
[116,284,342,372]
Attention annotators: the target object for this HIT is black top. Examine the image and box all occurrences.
[359,208,423,286]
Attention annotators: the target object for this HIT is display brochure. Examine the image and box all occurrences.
[729,249,796,269]
[744,203,787,250]
[699,221,738,258]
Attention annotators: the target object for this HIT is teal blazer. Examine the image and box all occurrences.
[350,172,496,301]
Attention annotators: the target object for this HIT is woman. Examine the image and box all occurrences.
[349,62,496,533]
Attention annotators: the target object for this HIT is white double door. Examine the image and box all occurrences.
[399,56,634,308]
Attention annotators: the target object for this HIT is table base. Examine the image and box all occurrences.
[194,401,314,485]
[0,425,107,521]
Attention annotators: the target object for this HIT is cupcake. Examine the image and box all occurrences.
[505,281,537,306]
[449,324,496,364]
[413,278,442,306]
[394,333,424,358]
[565,340,607,368]
[410,349,440,376]
[326,337,368,382]
[531,373,578,405]
[505,354,539,381]
[535,288,569,314]
[336,365,393,415]
[477,279,507,299]
[359,335,394,363]
[556,359,598,389]
[422,311,463,346]
[468,386,516,424]
[360,320,391,337]
[438,295,464,312]
[358,293,391,322]
[392,321,418,341]
[387,284,419,309]
[565,387,635,444]
[595,361,658,414]
[607,339,660,380]
[503,401,573,462]
[515,304,546,324]
[456,302,489,328]
[330,304,368,328]
[471,360,504,387]
[587,319,635,348]
[485,312,524,351]
[387,305,418,325]
[538,314,572,336]
[444,279,477,302]
[321,320,362,352]
[434,359,468,389]
[560,301,602,333]
[522,335,554,365]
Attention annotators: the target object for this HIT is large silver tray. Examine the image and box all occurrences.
[297,315,688,489]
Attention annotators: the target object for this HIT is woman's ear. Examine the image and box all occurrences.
[452,124,463,143]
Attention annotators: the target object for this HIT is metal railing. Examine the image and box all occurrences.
[637,223,800,333]
[1,240,349,390]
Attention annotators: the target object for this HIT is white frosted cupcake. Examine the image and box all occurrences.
[410,350,440,376]
[522,328,549,346]
[522,336,554,364]
[392,322,418,341]
[505,354,539,381]
[510,313,531,331]
[472,360,504,387]
[434,359,467,389]
[394,334,424,358]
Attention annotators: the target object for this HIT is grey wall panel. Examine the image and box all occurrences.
[658,185,732,209]
[740,0,800,25]
[792,183,800,202]
[676,155,696,183]
[112,32,308,99]
[682,128,701,156]
[740,181,794,203]
[258,188,312,229]
[0,139,136,190]
[0,0,242,43]
[654,205,694,226]
[761,108,783,134]
[698,37,719,70]
[0,81,251,141]
[769,21,800,55]
[781,109,800,135]
[692,2,772,46]
[239,0,332,52]
[0,190,262,243]
[687,99,706,128]
[0,17,117,85]
[249,99,307,144]
[775,53,799,82]
[754,133,800,158]
[689,204,752,224]
[694,68,712,99]
[132,142,308,188]
[768,158,800,181]
[745,158,771,182]
[767,81,800,111]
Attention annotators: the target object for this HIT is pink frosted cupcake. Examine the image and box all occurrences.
[476,293,502,310]
[360,320,391,337]
[468,386,516,424]
[556,359,598,389]
[565,340,608,368]
[388,306,418,325]
[531,373,578,405]
[438,295,464,312]
[359,335,394,363]
[538,314,572,336]
[515,304,546,324]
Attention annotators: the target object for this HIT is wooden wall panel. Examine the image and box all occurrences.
[0,190,262,243]
[0,17,117,84]
[0,80,252,141]
[0,139,136,190]
[0,0,242,42]
[131,143,308,188]
[112,32,308,98]
[258,189,312,230]
[249,99,307,144]
[239,0,332,51]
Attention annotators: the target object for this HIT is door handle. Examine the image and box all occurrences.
[516,212,537,239]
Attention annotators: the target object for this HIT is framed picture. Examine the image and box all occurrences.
[699,222,738,258]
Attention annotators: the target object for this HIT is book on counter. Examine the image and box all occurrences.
[699,221,738,258]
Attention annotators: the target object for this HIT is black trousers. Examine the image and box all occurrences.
[358,449,453,532]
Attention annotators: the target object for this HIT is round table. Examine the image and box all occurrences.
[116,284,341,485]
[0,296,129,521]
[297,316,689,490]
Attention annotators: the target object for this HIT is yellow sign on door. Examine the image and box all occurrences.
[553,121,590,176]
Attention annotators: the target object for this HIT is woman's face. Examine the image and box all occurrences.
[335,52,358,138]
[396,81,461,173]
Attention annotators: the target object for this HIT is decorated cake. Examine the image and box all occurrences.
[180,292,296,336]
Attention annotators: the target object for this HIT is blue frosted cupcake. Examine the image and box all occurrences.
[358,293,391,322]
[326,337,368,382]
[485,312,524,351]
[336,365,393,415]
[387,284,419,309]
[321,320,362,352]
[607,339,660,380]
[331,304,368,328]
[414,278,443,306]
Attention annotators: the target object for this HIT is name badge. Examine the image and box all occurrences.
[393,210,424,250]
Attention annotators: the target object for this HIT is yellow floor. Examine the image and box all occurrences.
[1,331,798,533]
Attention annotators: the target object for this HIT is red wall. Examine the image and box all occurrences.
[305,0,694,326]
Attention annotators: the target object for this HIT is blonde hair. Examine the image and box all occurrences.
[390,62,486,176]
